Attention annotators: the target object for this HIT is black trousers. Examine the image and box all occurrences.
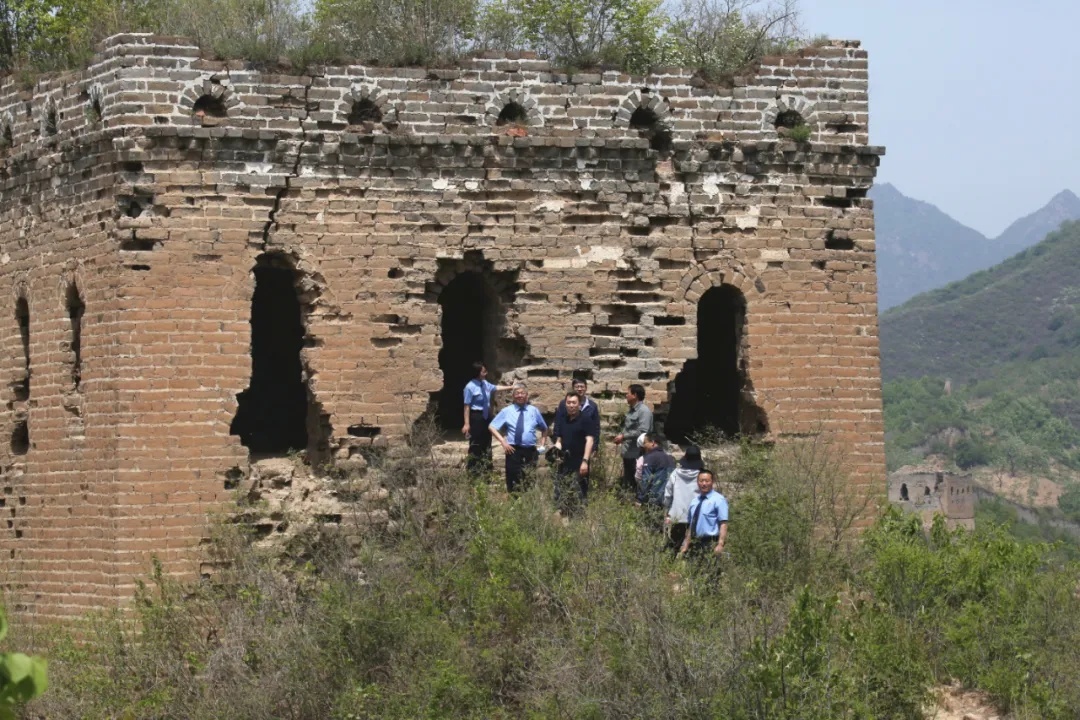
[505,445,538,493]
[622,457,638,491]
[555,459,589,512]
[466,409,491,474]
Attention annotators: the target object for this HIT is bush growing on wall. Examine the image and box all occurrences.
[1,0,811,77]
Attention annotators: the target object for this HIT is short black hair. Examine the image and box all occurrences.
[571,377,588,387]
[565,391,582,401]
[697,469,715,482]
[629,384,646,401]
[471,361,486,378]
[643,432,660,445]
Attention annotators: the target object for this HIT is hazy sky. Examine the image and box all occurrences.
[800,0,1080,236]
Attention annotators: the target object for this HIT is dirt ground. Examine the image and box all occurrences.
[971,467,1065,508]
[926,683,1003,720]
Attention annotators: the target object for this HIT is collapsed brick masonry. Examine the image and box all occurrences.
[0,34,885,619]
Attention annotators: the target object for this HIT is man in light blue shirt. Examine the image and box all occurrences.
[462,361,512,475]
[678,469,729,558]
[489,384,548,493]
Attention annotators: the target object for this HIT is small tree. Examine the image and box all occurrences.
[0,609,47,719]
[666,0,803,81]
[315,0,477,66]
[478,0,669,73]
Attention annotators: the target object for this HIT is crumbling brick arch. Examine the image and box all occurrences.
[615,89,673,152]
[180,77,237,123]
[762,95,819,139]
[230,252,332,463]
[484,89,543,128]
[343,84,397,128]
[664,267,771,441]
[423,252,524,432]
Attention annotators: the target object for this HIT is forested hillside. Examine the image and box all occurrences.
[880,220,1080,382]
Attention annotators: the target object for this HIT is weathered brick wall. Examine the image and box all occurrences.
[0,34,884,619]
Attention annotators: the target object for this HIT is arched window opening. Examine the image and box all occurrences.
[900,483,909,501]
[665,285,760,443]
[347,98,383,125]
[67,283,85,390]
[629,106,673,153]
[774,109,805,129]
[192,95,227,119]
[230,255,310,456]
[14,297,29,401]
[496,102,528,126]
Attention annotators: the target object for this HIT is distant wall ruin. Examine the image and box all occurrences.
[0,34,884,619]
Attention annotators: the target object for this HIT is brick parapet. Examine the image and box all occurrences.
[1,35,885,620]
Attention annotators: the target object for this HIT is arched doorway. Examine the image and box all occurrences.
[231,255,310,455]
[665,285,753,442]
[435,271,507,431]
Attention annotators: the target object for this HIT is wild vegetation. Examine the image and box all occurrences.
[0,0,805,76]
[13,439,1080,719]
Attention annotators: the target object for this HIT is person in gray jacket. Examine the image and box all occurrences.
[664,445,704,551]
[611,384,653,491]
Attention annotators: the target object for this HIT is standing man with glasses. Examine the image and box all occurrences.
[462,361,512,475]
[489,384,548,493]
[678,469,729,559]
[612,384,653,492]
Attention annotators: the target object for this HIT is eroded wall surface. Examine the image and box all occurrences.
[0,34,884,618]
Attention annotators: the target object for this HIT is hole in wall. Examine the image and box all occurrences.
[67,283,85,391]
[774,109,804,129]
[193,95,227,119]
[825,230,856,250]
[348,98,383,125]
[230,255,312,456]
[665,285,764,442]
[10,421,28,455]
[14,298,29,401]
[433,267,519,431]
[629,106,673,153]
[44,106,58,136]
[347,424,381,438]
[496,101,528,126]
[120,237,156,252]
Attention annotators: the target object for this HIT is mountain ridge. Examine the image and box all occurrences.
[871,184,1080,310]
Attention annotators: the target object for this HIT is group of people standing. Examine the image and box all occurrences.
[461,362,729,557]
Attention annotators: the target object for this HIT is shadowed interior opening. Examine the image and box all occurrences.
[665,285,747,442]
[231,258,309,455]
[14,297,29,401]
[67,283,85,390]
[496,102,528,126]
[436,271,505,431]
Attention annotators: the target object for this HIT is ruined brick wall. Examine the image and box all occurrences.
[0,34,884,619]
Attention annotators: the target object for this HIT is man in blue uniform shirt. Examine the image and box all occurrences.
[462,361,512,475]
[678,469,729,558]
[489,384,548,493]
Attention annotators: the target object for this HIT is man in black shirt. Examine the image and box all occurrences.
[552,392,596,512]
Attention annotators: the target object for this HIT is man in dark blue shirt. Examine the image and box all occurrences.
[552,392,596,512]
[552,377,600,441]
